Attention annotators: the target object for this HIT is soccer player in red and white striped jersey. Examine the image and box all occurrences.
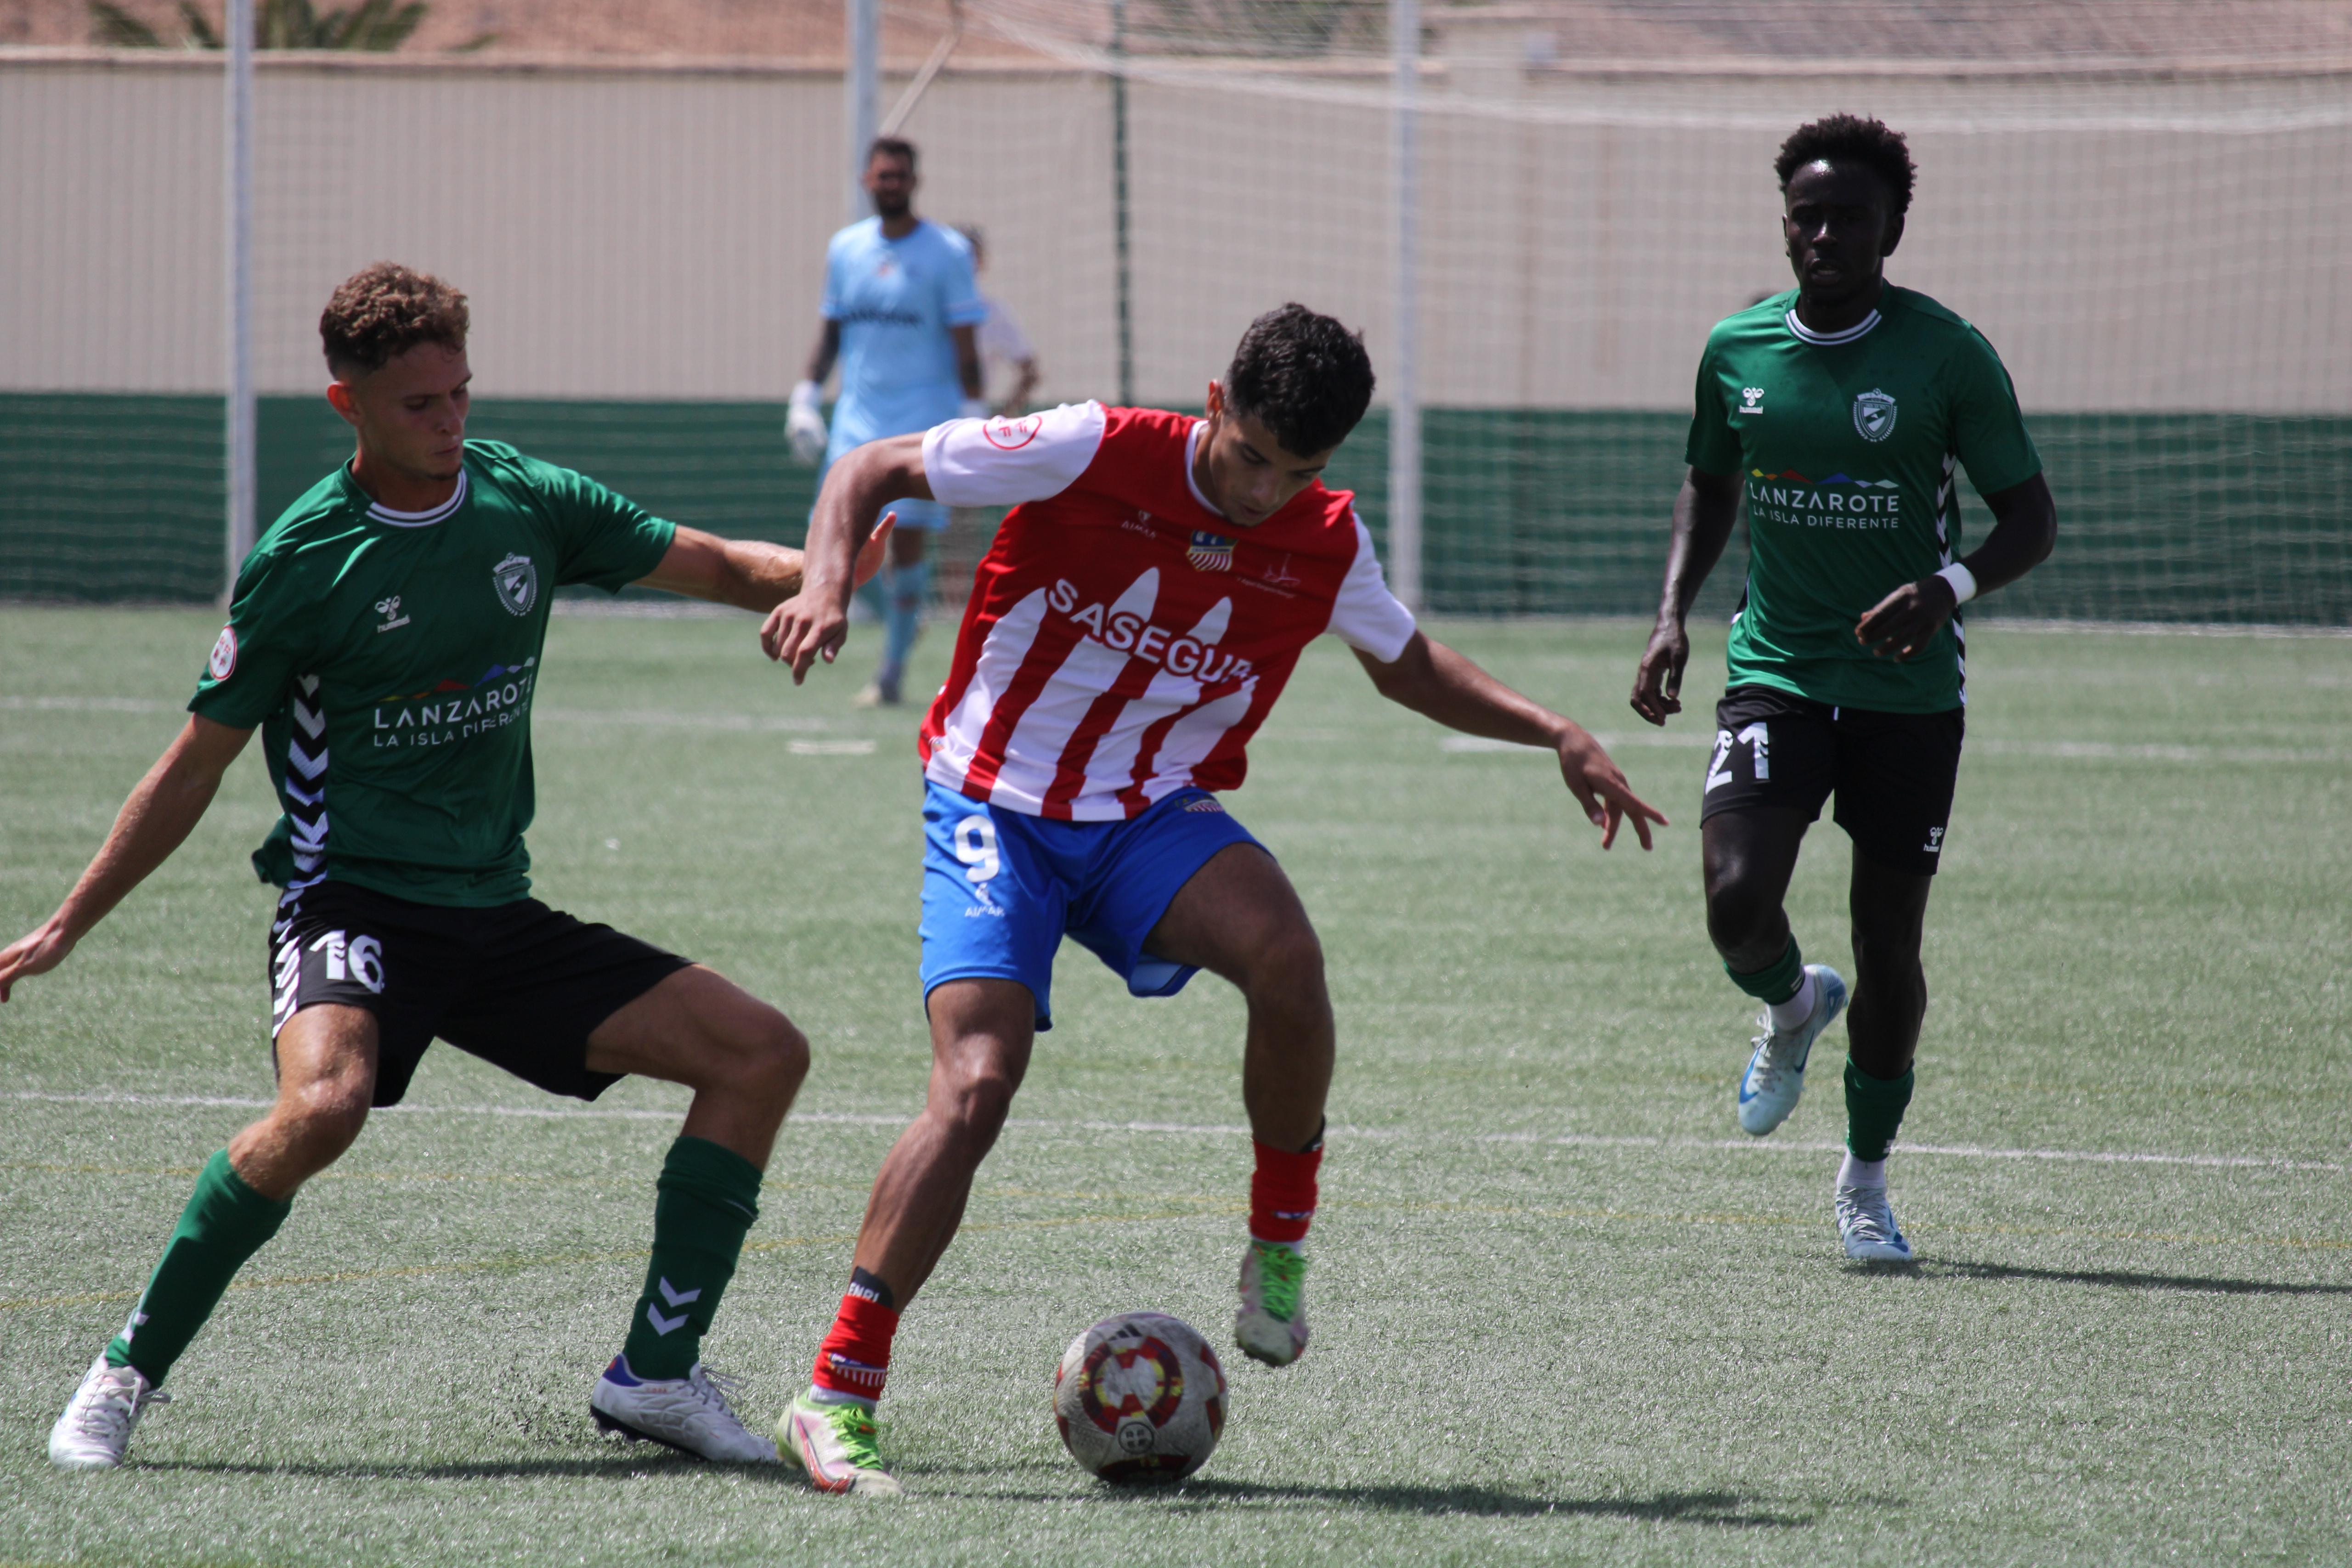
[762,305,1667,1495]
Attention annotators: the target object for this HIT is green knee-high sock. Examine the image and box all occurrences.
[620,1136,763,1379]
[106,1149,292,1385]
[1844,1059,1917,1162]
[1726,936,1805,1004]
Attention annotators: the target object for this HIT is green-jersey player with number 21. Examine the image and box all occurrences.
[1630,116,2058,1262]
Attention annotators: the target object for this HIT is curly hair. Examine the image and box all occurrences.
[1775,114,1916,215]
[320,262,469,377]
[1224,304,1375,457]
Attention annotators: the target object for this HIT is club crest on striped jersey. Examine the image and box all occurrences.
[491,553,538,616]
[208,624,238,680]
[1187,531,1234,573]
[1853,389,1897,443]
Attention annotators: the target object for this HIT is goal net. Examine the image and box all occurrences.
[1,0,2346,624]
[926,0,2352,625]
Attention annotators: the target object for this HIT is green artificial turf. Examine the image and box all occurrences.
[2,606,2347,1566]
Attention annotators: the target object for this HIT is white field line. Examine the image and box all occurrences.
[7,1090,2337,1174]
[14,696,2335,764]
[1439,732,2351,765]
[0,694,835,734]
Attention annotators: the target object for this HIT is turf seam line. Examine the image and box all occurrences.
[0,1206,1234,1313]
[10,1091,2341,1174]
[1440,732,2352,764]
[1481,1130,2346,1173]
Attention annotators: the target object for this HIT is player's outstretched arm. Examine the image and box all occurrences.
[0,715,251,1003]
[762,432,932,681]
[1855,472,2057,660]
[1630,466,1742,727]
[637,523,893,615]
[1356,633,1668,851]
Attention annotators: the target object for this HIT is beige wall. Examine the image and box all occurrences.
[3,53,2346,411]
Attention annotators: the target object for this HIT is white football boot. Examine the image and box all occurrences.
[590,1356,777,1463]
[1234,1240,1310,1367]
[1736,964,1849,1136]
[1835,1182,1915,1263]
[50,1354,169,1470]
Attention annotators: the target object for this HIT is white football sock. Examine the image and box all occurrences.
[1838,1152,1888,1190]
[1766,970,1818,1032]
[807,1385,877,1411]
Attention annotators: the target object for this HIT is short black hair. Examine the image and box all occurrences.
[1224,304,1375,457]
[1775,114,1915,215]
[868,135,917,170]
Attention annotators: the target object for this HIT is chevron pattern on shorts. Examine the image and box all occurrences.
[283,673,329,896]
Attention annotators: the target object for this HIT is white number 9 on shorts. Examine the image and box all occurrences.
[954,817,1001,884]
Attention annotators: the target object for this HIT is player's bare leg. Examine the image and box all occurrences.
[233,1004,381,1196]
[1834,856,1934,1262]
[583,964,808,1168]
[861,525,933,707]
[1706,809,1849,1136]
[845,978,1035,1301]
[785,977,1031,1495]
[1144,843,1334,1153]
[583,965,807,1461]
[1843,856,1932,1082]
[1144,843,1333,1366]
[51,1006,373,1468]
[1702,807,1809,978]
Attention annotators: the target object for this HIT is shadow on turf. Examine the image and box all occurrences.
[137,1456,780,1481]
[1915,1259,2352,1297]
[923,1477,1822,1527]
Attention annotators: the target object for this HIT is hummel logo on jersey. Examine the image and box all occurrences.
[1187,532,1234,573]
[1924,825,1945,854]
[1854,389,1898,442]
[374,596,410,633]
[1739,386,1766,414]
[492,553,538,616]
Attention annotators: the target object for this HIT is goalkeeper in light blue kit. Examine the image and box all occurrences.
[789,135,988,707]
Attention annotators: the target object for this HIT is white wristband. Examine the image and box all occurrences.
[1935,561,1979,604]
[790,379,822,411]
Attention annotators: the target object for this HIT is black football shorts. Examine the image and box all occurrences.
[266,881,692,1106]
[1699,685,1966,876]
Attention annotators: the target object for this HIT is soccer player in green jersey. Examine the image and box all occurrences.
[1629,117,2057,1261]
[10,263,888,1469]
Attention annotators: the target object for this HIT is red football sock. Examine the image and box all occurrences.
[1249,1137,1323,1246]
[811,1292,900,1401]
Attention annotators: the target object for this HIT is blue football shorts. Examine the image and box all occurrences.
[918,778,1263,1030]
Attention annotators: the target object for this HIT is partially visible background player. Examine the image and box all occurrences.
[788,136,988,707]
[956,225,1040,414]
[761,304,1668,1496]
[14,263,889,1472]
[1628,116,2057,1263]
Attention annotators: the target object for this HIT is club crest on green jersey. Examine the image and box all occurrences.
[1853,389,1898,442]
[491,553,538,616]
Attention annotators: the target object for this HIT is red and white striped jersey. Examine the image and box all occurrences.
[917,401,1417,820]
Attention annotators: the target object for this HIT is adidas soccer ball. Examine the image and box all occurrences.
[1053,1311,1227,1483]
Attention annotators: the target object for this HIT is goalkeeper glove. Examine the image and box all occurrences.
[787,381,829,466]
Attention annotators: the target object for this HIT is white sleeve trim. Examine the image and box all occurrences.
[1326,512,1419,663]
[922,401,1107,508]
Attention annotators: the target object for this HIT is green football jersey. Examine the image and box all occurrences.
[1685,284,2041,713]
[189,440,677,907]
